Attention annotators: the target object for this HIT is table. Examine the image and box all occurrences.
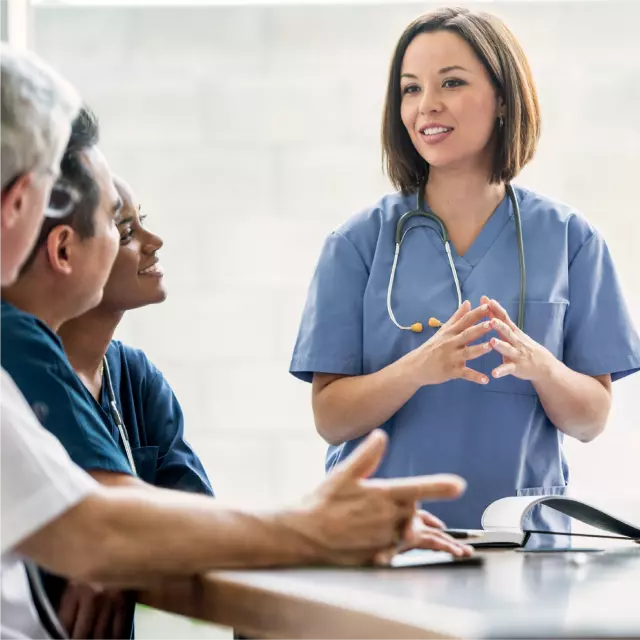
[141,546,640,638]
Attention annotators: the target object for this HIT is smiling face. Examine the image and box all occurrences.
[399,30,502,176]
[98,176,166,313]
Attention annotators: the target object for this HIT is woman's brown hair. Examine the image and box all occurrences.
[381,6,540,194]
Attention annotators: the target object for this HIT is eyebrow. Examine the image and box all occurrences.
[117,216,134,226]
[439,65,469,74]
[400,65,470,80]
[112,197,123,222]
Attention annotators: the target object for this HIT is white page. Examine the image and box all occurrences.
[481,496,546,531]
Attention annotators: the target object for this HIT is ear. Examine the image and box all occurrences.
[497,95,506,115]
[0,173,34,231]
[45,225,75,276]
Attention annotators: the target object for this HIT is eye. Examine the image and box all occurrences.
[119,227,134,244]
[442,78,466,89]
[401,84,420,96]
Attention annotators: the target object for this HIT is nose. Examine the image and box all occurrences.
[418,86,443,115]
[141,229,163,254]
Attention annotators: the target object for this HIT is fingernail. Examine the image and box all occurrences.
[481,377,488,384]
[484,322,491,329]
[494,371,501,378]
[480,304,488,311]
[483,342,490,350]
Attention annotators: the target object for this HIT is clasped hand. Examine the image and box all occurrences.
[410,296,553,386]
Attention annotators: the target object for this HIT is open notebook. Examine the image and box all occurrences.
[388,496,640,567]
[445,495,640,548]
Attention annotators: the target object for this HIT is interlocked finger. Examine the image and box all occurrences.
[490,338,519,360]
[452,304,491,333]
[489,299,518,331]
[463,341,492,361]
[457,321,492,347]
[490,319,518,346]
[460,367,489,385]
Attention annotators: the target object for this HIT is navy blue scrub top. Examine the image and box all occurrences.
[1,301,133,477]
[103,340,213,495]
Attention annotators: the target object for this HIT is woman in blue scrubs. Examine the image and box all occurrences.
[290,7,640,532]
[58,176,212,495]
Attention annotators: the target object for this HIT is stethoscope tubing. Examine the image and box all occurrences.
[388,182,525,332]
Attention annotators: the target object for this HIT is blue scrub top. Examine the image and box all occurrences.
[103,340,213,495]
[1,301,133,477]
[290,186,640,531]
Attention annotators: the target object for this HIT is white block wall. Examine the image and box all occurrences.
[33,0,640,517]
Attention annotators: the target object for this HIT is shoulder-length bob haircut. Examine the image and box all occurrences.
[382,7,541,195]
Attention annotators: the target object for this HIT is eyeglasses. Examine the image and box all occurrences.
[44,180,82,219]
[2,170,82,220]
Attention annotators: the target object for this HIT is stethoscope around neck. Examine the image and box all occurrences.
[386,181,526,333]
[102,357,137,475]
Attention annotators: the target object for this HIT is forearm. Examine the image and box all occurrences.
[313,354,421,445]
[533,357,611,442]
[17,487,321,587]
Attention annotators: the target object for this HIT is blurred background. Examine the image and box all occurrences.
[4,0,640,636]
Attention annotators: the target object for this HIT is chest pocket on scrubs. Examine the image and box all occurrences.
[475,301,568,396]
[131,446,159,484]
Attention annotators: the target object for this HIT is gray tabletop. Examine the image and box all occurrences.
[141,545,640,638]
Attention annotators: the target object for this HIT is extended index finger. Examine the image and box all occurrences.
[330,429,387,486]
[373,474,467,504]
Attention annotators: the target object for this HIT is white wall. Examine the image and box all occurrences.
[33,0,640,528]
[0,0,9,42]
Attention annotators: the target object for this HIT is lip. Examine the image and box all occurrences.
[138,259,164,277]
[418,122,454,146]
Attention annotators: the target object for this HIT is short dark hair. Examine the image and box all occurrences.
[59,104,100,238]
[381,7,541,194]
[20,105,100,273]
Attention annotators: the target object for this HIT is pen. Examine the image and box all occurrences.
[444,529,484,540]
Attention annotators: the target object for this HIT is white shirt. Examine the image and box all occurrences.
[1,368,97,639]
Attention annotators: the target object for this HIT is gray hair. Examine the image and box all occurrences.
[1,44,80,189]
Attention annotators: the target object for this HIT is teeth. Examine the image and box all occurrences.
[139,264,161,275]
[422,126,451,136]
